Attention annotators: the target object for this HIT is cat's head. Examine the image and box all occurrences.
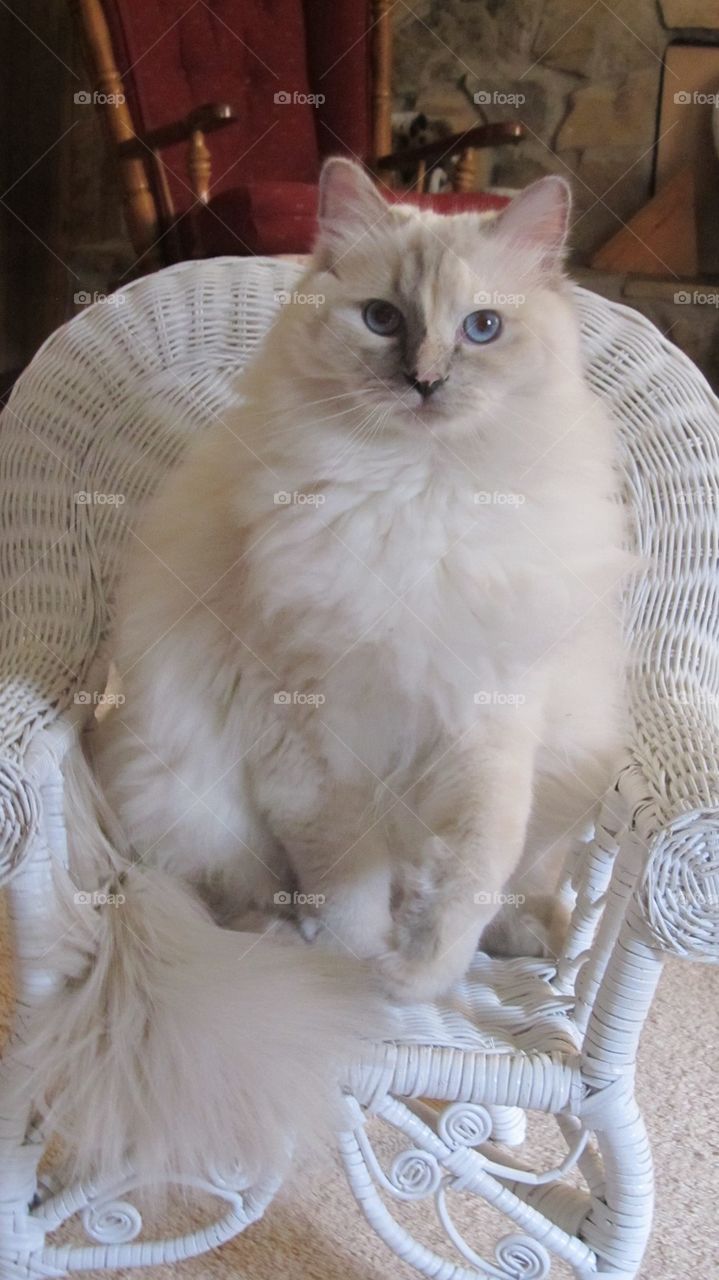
[279,159,579,445]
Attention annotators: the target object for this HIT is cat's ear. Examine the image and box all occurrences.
[315,158,389,270]
[494,176,572,275]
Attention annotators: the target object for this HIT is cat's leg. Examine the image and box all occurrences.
[293,826,394,961]
[484,615,625,960]
[380,721,537,1001]
[251,739,394,960]
[485,682,623,959]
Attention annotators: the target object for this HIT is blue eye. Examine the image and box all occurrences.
[463,309,502,344]
[363,299,402,336]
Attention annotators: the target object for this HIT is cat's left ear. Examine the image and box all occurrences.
[494,176,572,275]
[315,158,389,270]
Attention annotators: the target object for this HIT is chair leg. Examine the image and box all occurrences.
[0,1037,51,1279]
[486,1104,527,1146]
[574,1093,653,1280]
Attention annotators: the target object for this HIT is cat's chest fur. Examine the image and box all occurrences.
[236,464,573,703]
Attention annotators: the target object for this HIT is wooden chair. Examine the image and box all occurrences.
[71,0,525,267]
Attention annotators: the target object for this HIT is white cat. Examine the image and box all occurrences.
[34,159,627,1183]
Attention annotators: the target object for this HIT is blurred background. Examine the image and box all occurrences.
[3,0,719,394]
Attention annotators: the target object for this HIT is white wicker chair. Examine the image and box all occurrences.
[0,257,718,1280]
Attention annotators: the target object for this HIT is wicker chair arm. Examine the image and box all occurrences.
[618,701,719,961]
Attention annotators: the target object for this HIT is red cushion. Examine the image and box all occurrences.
[196,181,513,257]
[388,190,512,216]
[198,181,319,256]
[102,0,321,216]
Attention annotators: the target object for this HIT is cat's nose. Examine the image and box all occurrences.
[405,373,446,398]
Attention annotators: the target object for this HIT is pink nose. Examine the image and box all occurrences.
[405,373,446,398]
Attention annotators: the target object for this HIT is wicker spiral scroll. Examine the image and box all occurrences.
[0,760,41,887]
[639,810,719,959]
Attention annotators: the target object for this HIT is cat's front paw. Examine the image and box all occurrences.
[375,946,468,1003]
[480,896,569,959]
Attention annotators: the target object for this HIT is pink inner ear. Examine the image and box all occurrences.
[318,159,387,226]
[498,177,571,263]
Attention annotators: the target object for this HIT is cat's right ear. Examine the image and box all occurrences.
[315,158,389,271]
[494,175,572,276]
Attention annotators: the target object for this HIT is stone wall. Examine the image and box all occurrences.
[393,1,683,259]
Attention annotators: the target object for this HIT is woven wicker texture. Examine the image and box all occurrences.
[2,258,718,952]
[1,257,718,1280]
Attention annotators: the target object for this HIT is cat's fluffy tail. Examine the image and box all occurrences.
[25,744,388,1186]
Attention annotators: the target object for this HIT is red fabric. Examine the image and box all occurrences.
[385,190,511,215]
[303,1,373,162]
[101,0,321,217]
[198,181,319,256]
[196,181,513,256]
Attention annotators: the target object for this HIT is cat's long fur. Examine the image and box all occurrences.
[30,160,627,1182]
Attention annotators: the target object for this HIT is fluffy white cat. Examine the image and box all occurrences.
[32,159,626,1183]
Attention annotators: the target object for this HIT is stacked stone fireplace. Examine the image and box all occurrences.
[393,1,719,384]
[393,0,718,261]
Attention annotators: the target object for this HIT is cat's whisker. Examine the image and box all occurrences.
[327,405,387,464]
[243,388,375,429]
[263,399,377,444]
